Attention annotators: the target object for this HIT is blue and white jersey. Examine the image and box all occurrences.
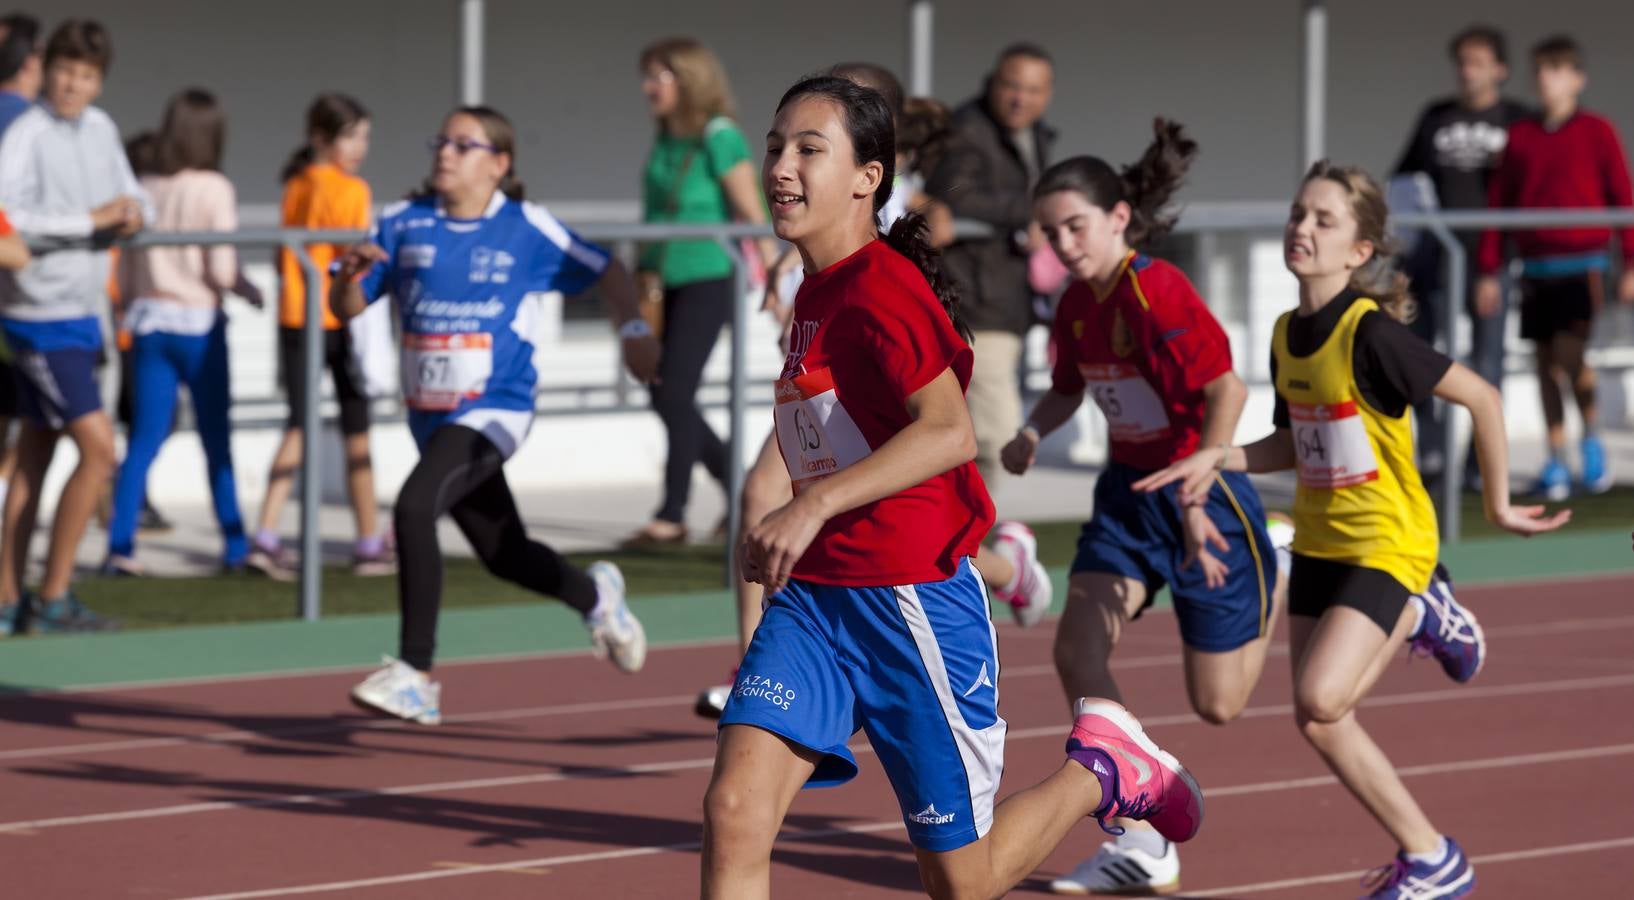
[360,190,609,457]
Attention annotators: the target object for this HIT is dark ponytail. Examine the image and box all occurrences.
[281,92,369,183]
[775,75,969,341]
[1033,118,1197,249]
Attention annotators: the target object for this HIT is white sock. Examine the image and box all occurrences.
[1404,836,1449,866]
[1407,595,1427,640]
[1115,826,1169,859]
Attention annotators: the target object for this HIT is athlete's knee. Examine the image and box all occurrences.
[1191,693,1244,726]
[1294,681,1353,728]
[392,486,439,532]
[702,779,779,854]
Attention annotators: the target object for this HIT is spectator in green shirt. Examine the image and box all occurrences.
[627,37,774,545]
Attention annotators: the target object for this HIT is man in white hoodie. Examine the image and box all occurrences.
[0,19,144,633]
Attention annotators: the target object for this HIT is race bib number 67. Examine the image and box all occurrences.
[402,333,493,411]
[1289,400,1379,489]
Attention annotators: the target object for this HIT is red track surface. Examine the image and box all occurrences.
[2,572,1631,898]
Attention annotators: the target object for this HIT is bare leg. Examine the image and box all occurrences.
[343,431,378,540]
[1,424,54,604]
[1552,332,1596,432]
[1183,566,1287,724]
[733,436,790,654]
[40,411,117,598]
[1534,342,1567,455]
[257,427,303,535]
[701,725,820,900]
[1290,607,1441,853]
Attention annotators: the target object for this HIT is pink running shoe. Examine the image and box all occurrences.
[990,521,1052,627]
[1066,698,1204,843]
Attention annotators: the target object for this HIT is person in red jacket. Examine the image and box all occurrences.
[1475,35,1634,500]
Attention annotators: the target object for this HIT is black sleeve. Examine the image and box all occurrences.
[924,132,1032,232]
[1271,351,1290,429]
[1353,311,1454,416]
[1393,106,1436,176]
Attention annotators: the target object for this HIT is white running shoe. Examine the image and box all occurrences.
[991,521,1052,627]
[350,656,442,725]
[1050,839,1181,896]
[586,561,647,673]
[1265,512,1295,577]
[694,682,732,719]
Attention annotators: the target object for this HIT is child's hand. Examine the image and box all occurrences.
[334,243,387,282]
[1487,503,1571,537]
[1617,269,1634,306]
[1474,276,1504,317]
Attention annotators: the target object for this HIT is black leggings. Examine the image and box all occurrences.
[650,277,733,524]
[395,424,596,670]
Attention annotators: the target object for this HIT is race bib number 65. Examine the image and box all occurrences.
[1289,400,1379,488]
[774,368,873,494]
[1079,363,1171,443]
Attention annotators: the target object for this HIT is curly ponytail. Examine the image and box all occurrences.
[886,211,970,341]
[1033,118,1197,250]
[1303,160,1417,323]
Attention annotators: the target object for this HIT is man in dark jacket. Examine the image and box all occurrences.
[926,43,1055,485]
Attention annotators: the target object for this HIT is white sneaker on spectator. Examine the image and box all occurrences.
[350,656,441,725]
[585,562,647,673]
[991,521,1052,627]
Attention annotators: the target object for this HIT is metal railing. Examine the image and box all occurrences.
[40,207,1634,617]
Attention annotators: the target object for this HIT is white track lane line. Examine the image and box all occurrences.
[17,569,1631,696]
[1192,834,1634,896]
[6,671,1633,835]
[10,610,1632,764]
[172,748,1634,900]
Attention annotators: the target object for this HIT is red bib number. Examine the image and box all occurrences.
[1289,400,1379,488]
[1079,363,1171,443]
[774,368,873,494]
[402,333,493,411]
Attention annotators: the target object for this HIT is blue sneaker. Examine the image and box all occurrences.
[1531,457,1570,501]
[1409,566,1485,683]
[1580,435,1612,495]
[27,592,119,633]
[1360,837,1475,899]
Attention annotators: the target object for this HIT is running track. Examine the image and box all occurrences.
[2,571,1631,898]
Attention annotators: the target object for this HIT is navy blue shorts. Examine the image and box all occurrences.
[12,346,103,429]
[1071,463,1276,652]
[719,558,1006,852]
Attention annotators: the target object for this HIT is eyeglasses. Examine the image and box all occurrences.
[641,69,676,85]
[427,136,498,155]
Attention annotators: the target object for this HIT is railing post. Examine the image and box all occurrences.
[1420,215,1466,544]
[717,237,750,589]
[291,240,325,620]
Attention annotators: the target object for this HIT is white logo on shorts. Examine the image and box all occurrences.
[909,803,957,825]
[962,662,994,698]
[734,674,797,711]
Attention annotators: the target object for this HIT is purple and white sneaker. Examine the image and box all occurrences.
[1409,565,1486,683]
[1360,836,1475,899]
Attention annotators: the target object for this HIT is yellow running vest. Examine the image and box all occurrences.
[1272,298,1438,593]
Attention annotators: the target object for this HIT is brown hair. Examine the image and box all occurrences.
[898,96,951,175]
[153,88,225,174]
[416,105,525,201]
[828,62,904,120]
[43,19,110,74]
[1532,34,1583,71]
[1301,160,1416,322]
[1449,24,1507,65]
[281,93,369,183]
[1033,118,1197,249]
[639,37,736,136]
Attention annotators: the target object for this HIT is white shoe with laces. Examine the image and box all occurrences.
[1050,839,1181,896]
[991,521,1052,627]
[350,656,442,725]
[585,561,647,673]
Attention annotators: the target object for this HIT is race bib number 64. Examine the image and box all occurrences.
[1289,400,1379,488]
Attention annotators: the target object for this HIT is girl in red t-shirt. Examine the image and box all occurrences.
[999,121,1289,894]
[701,76,1203,899]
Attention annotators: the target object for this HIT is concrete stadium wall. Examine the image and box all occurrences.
[50,0,1634,208]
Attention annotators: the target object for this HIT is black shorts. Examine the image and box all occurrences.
[1287,553,1413,635]
[277,326,370,436]
[1518,272,1601,342]
[0,357,18,419]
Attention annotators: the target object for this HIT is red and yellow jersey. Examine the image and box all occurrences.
[1049,252,1233,470]
[279,163,372,330]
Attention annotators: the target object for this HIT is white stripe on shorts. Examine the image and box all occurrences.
[893,572,1005,842]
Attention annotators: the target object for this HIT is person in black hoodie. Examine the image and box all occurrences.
[1394,24,1529,489]
[926,43,1055,489]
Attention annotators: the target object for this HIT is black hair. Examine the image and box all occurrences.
[775,75,969,341]
[0,13,39,84]
[1449,24,1507,66]
[43,18,110,74]
[1532,34,1584,71]
[281,93,369,183]
[1032,118,1197,249]
[996,42,1052,69]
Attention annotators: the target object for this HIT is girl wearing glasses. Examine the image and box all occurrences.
[247,93,389,581]
[332,106,662,724]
